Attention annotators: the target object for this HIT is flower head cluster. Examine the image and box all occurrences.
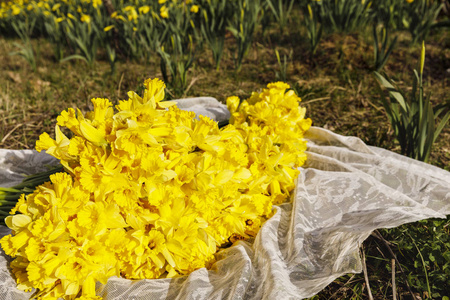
[0,0,101,19]
[227,81,312,204]
[1,79,310,299]
[0,0,198,25]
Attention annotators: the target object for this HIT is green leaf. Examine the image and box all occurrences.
[434,110,450,144]
[424,101,435,162]
[0,188,20,194]
[430,253,436,262]
[60,54,88,64]
[373,72,408,112]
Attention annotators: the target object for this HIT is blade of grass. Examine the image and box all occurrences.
[407,232,432,298]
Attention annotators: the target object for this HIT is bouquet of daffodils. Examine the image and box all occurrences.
[0,79,311,299]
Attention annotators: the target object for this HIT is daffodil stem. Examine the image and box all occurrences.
[0,187,21,193]
[0,206,14,210]
[0,194,23,201]
[14,165,63,187]
[0,200,17,206]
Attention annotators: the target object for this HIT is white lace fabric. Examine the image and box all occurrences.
[0,98,449,300]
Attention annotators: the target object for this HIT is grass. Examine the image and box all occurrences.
[0,8,449,299]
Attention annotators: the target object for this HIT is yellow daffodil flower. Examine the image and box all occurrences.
[1,79,311,299]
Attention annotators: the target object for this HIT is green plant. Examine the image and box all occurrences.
[9,17,37,72]
[372,23,398,71]
[9,40,37,73]
[136,11,168,62]
[199,0,230,71]
[303,4,323,56]
[62,20,100,67]
[265,0,294,32]
[227,0,262,71]
[155,2,201,97]
[162,1,201,47]
[275,48,290,82]
[42,8,68,62]
[315,0,372,34]
[87,6,117,72]
[371,0,408,31]
[403,0,443,44]
[105,43,116,73]
[374,42,450,162]
[158,34,196,98]
[117,19,143,60]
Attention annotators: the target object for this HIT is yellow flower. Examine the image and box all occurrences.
[80,14,91,24]
[79,119,108,147]
[5,214,32,232]
[124,6,138,21]
[11,5,21,15]
[104,25,114,32]
[190,5,199,13]
[92,0,102,9]
[226,96,240,114]
[160,5,169,18]
[143,78,166,104]
[36,125,75,166]
[139,5,150,14]
[52,3,61,11]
